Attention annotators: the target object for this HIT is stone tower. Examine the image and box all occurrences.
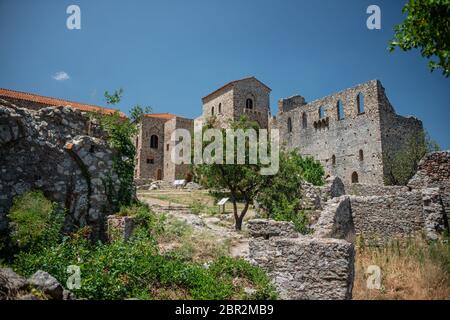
[197,76,271,129]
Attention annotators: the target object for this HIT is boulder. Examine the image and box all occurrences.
[28,270,64,300]
[0,268,28,299]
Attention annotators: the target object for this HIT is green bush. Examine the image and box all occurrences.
[12,233,276,300]
[257,150,323,233]
[7,191,64,250]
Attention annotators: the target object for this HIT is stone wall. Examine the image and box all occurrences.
[346,183,410,196]
[409,151,450,219]
[278,80,384,185]
[277,80,423,186]
[164,116,194,181]
[134,116,166,180]
[201,77,271,129]
[247,219,354,300]
[0,99,120,240]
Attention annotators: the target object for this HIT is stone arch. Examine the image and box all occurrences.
[246,97,254,110]
[150,135,158,149]
[287,117,292,133]
[156,169,162,180]
[337,100,345,120]
[211,106,215,116]
[351,171,359,183]
[218,103,222,114]
[357,92,365,114]
[359,149,364,161]
[332,154,336,166]
[319,106,325,119]
[302,112,307,129]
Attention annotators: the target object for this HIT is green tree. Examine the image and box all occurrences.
[90,89,153,209]
[384,129,440,185]
[257,150,324,233]
[389,0,450,77]
[193,117,266,231]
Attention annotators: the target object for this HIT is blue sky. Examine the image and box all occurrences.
[0,0,448,148]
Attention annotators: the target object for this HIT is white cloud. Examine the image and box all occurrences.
[52,71,70,81]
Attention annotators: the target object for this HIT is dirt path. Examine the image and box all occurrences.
[139,192,250,259]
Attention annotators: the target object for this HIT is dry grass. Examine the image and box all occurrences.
[353,236,450,300]
[156,217,231,263]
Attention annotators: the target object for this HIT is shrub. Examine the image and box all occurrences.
[257,150,323,233]
[7,191,64,250]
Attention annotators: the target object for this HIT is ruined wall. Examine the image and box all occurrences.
[377,83,424,183]
[350,192,424,242]
[409,151,450,217]
[247,219,354,300]
[346,183,410,197]
[134,116,166,180]
[278,80,384,185]
[164,117,194,181]
[0,100,120,240]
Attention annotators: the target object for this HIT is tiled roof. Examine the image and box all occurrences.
[0,88,124,115]
[202,76,272,102]
[144,113,177,120]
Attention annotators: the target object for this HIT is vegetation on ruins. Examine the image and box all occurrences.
[389,0,450,77]
[384,129,440,185]
[89,89,152,210]
[354,235,450,299]
[193,116,325,231]
[257,150,324,233]
[3,191,276,300]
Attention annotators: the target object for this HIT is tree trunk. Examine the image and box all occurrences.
[235,199,250,231]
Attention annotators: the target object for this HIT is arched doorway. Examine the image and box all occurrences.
[156,169,162,180]
[351,171,359,183]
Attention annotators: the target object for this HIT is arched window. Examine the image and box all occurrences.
[150,135,158,149]
[218,103,222,114]
[319,106,325,119]
[302,112,307,129]
[287,117,292,133]
[332,155,336,166]
[211,106,215,116]
[351,172,359,183]
[246,98,253,109]
[357,93,365,114]
[359,149,364,161]
[337,100,345,120]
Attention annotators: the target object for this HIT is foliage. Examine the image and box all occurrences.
[91,89,153,209]
[389,0,450,77]
[384,129,440,185]
[354,236,450,299]
[256,150,323,233]
[7,191,64,250]
[193,116,265,230]
[11,225,275,300]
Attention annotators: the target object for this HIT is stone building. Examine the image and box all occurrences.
[134,113,194,181]
[195,76,272,130]
[277,79,423,185]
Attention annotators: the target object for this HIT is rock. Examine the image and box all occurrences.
[0,268,28,298]
[28,270,64,300]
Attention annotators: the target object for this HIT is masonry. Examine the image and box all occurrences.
[0,97,121,240]
[277,80,423,185]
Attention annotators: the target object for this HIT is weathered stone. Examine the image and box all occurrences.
[28,271,64,300]
[0,100,122,240]
[107,215,137,241]
[248,231,354,300]
[0,268,28,298]
[314,196,354,241]
[247,219,298,239]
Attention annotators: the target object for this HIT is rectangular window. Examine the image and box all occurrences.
[147,158,154,164]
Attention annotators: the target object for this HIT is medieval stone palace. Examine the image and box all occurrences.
[0,77,423,185]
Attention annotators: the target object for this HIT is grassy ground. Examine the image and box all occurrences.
[139,190,250,216]
[353,237,450,300]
